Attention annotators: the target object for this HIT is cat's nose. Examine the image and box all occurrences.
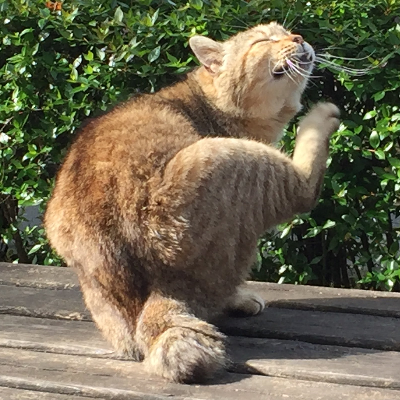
[289,34,304,44]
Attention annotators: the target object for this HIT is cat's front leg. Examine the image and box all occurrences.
[291,102,340,213]
[225,286,265,317]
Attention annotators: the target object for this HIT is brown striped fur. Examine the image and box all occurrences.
[44,22,340,383]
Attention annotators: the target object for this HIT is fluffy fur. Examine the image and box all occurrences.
[44,22,340,383]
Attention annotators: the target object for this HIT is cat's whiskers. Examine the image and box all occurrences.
[286,59,320,88]
[287,55,323,80]
[317,52,374,61]
[315,54,374,76]
[282,5,293,28]
[232,15,251,28]
[268,58,274,79]
[279,62,300,86]
[285,15,300,31]
[286,59,309,84]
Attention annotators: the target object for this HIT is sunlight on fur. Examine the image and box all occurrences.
[44,22,340,383]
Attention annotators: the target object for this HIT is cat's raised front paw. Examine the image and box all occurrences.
[298,102,340,139]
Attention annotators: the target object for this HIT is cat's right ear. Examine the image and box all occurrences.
[189,36,223,74]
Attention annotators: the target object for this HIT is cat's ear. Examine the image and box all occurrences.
[189,36,223,74]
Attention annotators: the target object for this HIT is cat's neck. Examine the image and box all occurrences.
[156,67,299,144]
[190,67,300,144]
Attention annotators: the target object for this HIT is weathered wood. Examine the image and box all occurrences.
[251,281,400,318]
[2,284,400,351]
[1,314,400,390]
[0,285,90,320]
[1,347,399,400]
[219,308,400,351]
[0,314,112,357]
[230,336,400,389]
[0,263,78,290]
[3,262,400,317]
[0,387,89,400]
[2,263,400,399]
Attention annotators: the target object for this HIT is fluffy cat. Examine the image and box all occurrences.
[44,22,340,383]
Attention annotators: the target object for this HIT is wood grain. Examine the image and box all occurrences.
[0,387,90,400]
[2,263,400,398]
[1,314,400,389]
[0,285,90,320]
[1,284,400,351]
[1,347,399,400]
[0,263,78,290]
[3,263,400,317]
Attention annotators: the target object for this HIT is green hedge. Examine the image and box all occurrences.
[1,0,399,290]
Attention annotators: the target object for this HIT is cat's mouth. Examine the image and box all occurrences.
[295,52,314,68]
[273,52,313,79]
[272,65,288,78]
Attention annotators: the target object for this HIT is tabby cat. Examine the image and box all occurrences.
[44,22,340,383]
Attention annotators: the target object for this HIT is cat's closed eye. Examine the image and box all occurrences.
[252,38,273,46]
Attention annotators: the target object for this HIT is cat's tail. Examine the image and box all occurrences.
[135,293,227,383]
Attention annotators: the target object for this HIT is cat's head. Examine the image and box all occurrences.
[189,22,314,118]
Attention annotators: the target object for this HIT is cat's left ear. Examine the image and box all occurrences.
[189,36,223,74]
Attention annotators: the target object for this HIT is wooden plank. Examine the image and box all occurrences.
[2,284,400,351]
[230,336,400,389]
[251,281,400,318]
[219,307,400,351]
[1,314,400,390]
[0,263,78,290]
[3,263,400,317]
[0,387,90,399]
[1,347,399,400]
[0,285,90,321]
[0,314,112,357]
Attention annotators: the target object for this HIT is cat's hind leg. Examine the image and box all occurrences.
[74,258,149,361]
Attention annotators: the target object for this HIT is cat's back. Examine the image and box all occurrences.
[64,92,198,182]
[46,86,200,240]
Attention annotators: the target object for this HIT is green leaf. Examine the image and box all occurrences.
[389,242,399,255]
[369,131,380,149]
[151,8,160,25]
[364,110,377,120]
[280,225,292,239]
[303,226,322,239]
[148,46,161,63]
[114,7,124,24]
[374,149,385,160]
[28,244,42,255]
[388,157,400,168]
[342,214,356,225]
[96,48,105,61]
[322,220,336,229]
[38,19,46,29]
[70,67,78,81]
[84,51,94,61]
[310,256,322,265]
[373,91,385,101]
[190,0,204,10]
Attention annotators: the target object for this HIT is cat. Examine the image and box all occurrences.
[44,22,340,383]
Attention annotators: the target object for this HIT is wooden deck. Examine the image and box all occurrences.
[1,262,400,399]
